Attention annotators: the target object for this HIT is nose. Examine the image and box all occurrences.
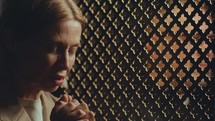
[58,52,70,71]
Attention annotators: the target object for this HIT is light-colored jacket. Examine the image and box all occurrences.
[0,92,58,121]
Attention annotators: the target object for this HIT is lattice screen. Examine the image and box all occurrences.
[63,0,214,120]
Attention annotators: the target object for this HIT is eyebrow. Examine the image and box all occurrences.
[71,43,81,48]
[48,40,81,48]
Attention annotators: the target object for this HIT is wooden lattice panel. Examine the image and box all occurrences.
[66,0,214,120]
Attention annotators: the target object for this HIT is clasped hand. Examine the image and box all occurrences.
[51,94,95,121]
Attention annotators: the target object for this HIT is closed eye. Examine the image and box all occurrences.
[46,45,58,54]
[68,46,79,56]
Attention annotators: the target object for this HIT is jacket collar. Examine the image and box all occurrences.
[0,92,57,121]
[0,102,31,121]
[41,91,56,121]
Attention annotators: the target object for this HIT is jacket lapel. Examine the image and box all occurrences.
[0,102,31,121]
[0,92,57,121]
[41,92,58,121]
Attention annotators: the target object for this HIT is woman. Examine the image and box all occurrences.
[0,0,95,120]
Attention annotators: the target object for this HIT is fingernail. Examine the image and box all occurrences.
[91,111,96,116]
[80,109,87,115]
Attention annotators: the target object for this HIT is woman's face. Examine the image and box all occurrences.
[14,20,82,92]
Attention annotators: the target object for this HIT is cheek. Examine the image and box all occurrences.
[69,55,76,69]
[24,54,58,74]
[40,54,59,70]
[32,55,58,81]
[14,54,58,82]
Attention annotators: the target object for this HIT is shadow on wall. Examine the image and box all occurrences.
[0,0,2,17]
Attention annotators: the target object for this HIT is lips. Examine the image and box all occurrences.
[49,75,65,85]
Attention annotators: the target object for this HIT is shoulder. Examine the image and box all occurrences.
[0,99,26,121]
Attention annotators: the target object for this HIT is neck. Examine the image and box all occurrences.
[18,90,42,100]
[16,82,42,100]
[9,67,42,100]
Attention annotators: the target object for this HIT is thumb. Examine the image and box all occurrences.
[59,94,69,102]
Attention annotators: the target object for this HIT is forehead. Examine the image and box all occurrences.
[38,20,81,39]
[49,20,82,35]
[26,20,82,47]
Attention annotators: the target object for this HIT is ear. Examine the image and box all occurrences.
[2,28,17,54]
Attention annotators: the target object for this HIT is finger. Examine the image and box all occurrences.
[53,94,70,113]
[53,100,67,113]
[77,119,89,121]
[71,99,80,107]
[66,109,87,120]
[59,94,69,102]
[75,102,89,112]
[50,101,67,121]
[81,111,95,121]
[68,95,73,102]
[58,99,80,115]
[81,102,89,111]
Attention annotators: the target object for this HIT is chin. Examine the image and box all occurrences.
[45,86,59,92]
